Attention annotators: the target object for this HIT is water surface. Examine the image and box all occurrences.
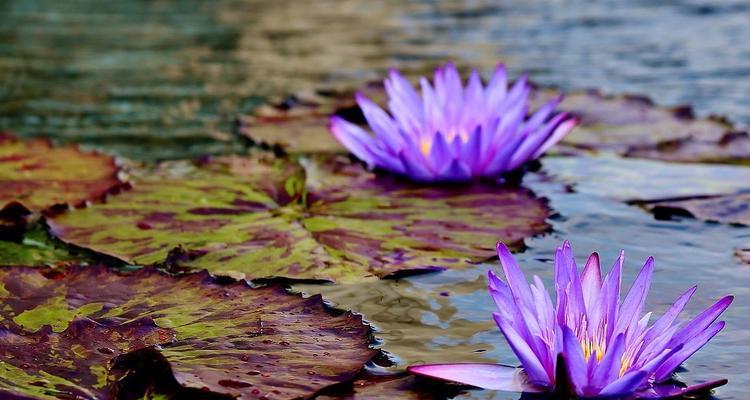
[2,1,750,398]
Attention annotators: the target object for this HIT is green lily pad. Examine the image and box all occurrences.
[0,134,124,213]
[48,154,551,282]
[0,223,85,266]
[0,265,376,399]
[634,191,750,225]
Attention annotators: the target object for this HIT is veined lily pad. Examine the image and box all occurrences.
[635,191,750,225]
[0,134,123,213]
[48,154,551,282]
[0,265,376,399]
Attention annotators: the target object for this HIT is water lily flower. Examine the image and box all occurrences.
[409,241,732,398]
[329,63,578,182]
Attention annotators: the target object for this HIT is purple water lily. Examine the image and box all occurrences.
[409,241,732,398]
[329,63,578,182]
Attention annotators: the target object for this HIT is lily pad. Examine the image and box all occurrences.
[625,131,750,164]
[0,265,376,399]
[237,86,385,154]
[0,134,123,213]
[531,89,738,160]
[635,191,750,225]
[240,86,747,164]
[0,223,85,266]
[48,154,551,282]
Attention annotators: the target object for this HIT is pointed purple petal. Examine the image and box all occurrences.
[641,286,697,349]
[407,363,544,392]
[329,116,378,167]
[439,159,472,181]
[561,326,588,395]
[581,252,602,312]
[496,242,535,314]
[666,295,733,350]
[355,92,403,153]
[614,256,655,337]
[532,115,578,158]
[399,150,435,181]
[428,131,453,171]
[598,370,648,397]
[636,379,728,399]
[590,333,626,391]
[485,63,508,110]
[507,112,569,171]
[655,320,727,382]
[493,313,552,386]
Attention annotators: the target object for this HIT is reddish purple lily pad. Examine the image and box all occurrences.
[635,191,750,225]
[0,265,376,399]
[0,134,123,213]
[48,154,551,282]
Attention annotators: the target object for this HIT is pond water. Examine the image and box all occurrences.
[2,1,750,399]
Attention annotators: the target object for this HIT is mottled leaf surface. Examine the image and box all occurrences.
[48,154,550,282]
[301,155,551,278]
[636,191,750,225]
[0,134,123,212]
[0,265,375,399]
[0,224,84,266]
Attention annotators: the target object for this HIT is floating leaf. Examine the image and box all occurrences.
[635,191,750,225]
[625,131,750,164]
[48,154,551,282]
[237,87,385,154]
[0,134,123,212]
[0,223,85,266]
[531,89,736,159]
[241,86,747,164]
[0,265,375,399]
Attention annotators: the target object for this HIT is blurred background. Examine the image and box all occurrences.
[2,0,749,161]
